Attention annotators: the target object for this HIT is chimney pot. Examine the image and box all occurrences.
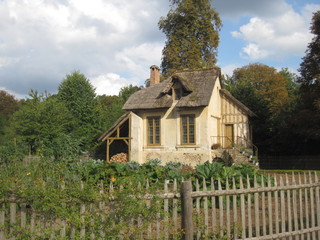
[150,65,160,86]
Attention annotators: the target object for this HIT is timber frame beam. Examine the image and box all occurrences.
[103,114,131,162]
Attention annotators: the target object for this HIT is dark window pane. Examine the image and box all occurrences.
[182,116,187,125]
[181,114,195,144]
[189,116,194,124]
[147,117,160,145]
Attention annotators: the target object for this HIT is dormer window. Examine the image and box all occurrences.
[160,75,192,101]
[174,88,182,100]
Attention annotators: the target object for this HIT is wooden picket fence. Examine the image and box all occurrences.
[0,172,319,239]
[181,172,320,240]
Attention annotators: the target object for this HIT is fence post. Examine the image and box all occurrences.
[181,181,193,240]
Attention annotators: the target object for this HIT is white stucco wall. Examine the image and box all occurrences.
[129,104,213,166]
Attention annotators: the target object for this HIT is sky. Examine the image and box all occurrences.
[0,0,319,99]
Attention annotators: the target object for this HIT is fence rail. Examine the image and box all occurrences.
[0,172,319,239]
[181,172,320,240]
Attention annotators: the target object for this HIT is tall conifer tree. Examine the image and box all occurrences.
[298,11,320,111]
[159,0,222,75]
[296,11,320,150]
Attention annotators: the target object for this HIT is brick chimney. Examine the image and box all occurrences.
[149,65,160,86]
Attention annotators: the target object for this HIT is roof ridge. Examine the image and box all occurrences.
[173,66,221,74]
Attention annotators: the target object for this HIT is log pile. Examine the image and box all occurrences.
[109,153,128,163]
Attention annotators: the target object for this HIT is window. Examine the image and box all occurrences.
[147,116,161,145]
[174,88,182,100]
[181,114,195,145]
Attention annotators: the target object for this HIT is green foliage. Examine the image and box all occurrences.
[58,71,101,148]
[0,90,20,115]
[0,140,27,164]
[195,161,265,189]
[119,84,141,103]
[159,0,222,75]
[0,158,167,239]
[295,11,320,152]
[0,90,21,145]
[225,63,303,155]
[195,161,224,180]
[227,63,291,117]
[0,154,269,239]
[96,95,125,135]
[35,134,83,162]
[12,92,74,153]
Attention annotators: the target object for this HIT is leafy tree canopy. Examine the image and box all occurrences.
[227,63,291,118]
[58,71,101,147]
[119,84,141,103]
[298,11,320,111]
[159,0,222,75]
[58,71,97,122]
[0,90,20,115]
[13,91,74,153]
[295,11,320,146]
[0,90,21,144]
[225,63,297,154]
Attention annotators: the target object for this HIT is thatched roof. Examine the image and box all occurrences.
[123,68,221,110]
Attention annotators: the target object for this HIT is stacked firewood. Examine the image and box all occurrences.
[109,153,128,163]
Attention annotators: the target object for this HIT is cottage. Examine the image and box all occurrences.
[99,66,256,165]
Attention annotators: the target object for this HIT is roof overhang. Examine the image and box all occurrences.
[220,89,257,117]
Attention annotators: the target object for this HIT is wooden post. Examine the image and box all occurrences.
[106,139,110,162]
[314,172,320,240]
[181,181,193,240]
[195,179,200,240]
[211,178,216,233]
[173,179,178,232]
[60,181,66,238]
[80,182,86,239]
[218,179,224,237]
[203,178,209,237]
[164,181,169,240]
[10,196,16,239]
[0,203,5,240]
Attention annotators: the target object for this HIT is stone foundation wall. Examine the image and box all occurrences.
[143,148,211,166]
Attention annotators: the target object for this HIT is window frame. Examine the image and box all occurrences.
[180,114,196,145]
[147,116,161,146]
[174,88,182,100]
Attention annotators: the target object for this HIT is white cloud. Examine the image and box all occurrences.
[220,64,241,76]
[115,43,163,76]
[90,42,163,96]
[90,73,130,96]
[0,0,168,97]
[241,43,270,60]
[231,2,320,60]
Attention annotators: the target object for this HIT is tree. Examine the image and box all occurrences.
[96,85,140,135]
[58,71,101,148]
[0,90,20,145]
[295,11,320,151]
[298,11,320,113]
[159,0,222,75]
[226,63,294,154]
[119,84,141,103]
[279,67,299,102]
[0,90,20,115]
[13,91,73,153]
[228,64,291,118]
